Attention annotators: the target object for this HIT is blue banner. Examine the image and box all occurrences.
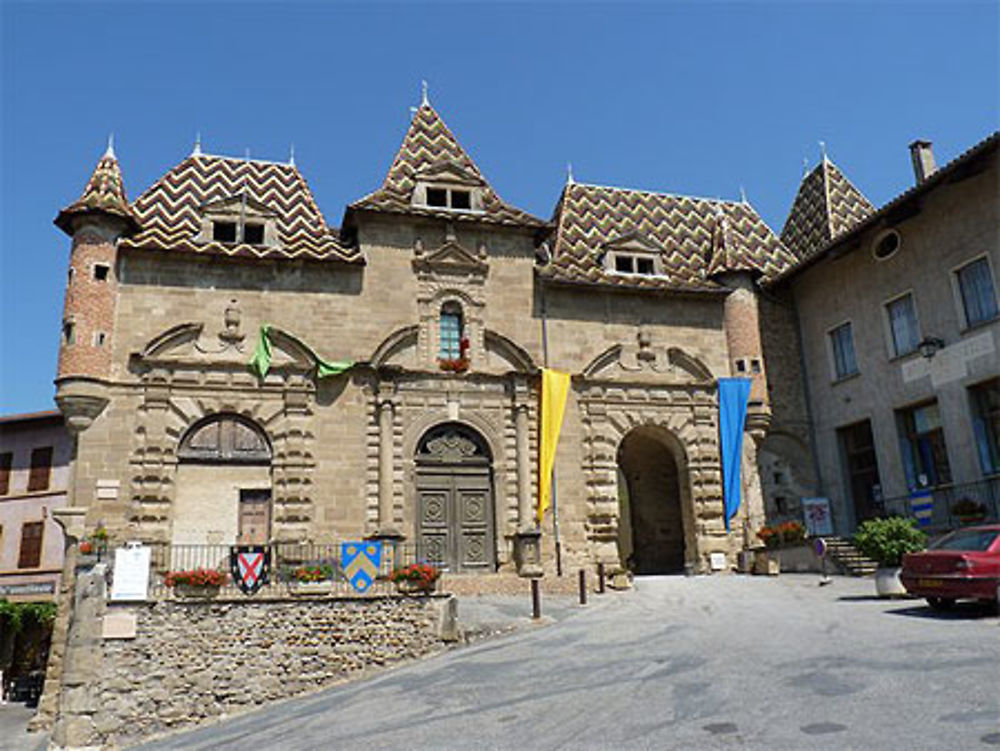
[718,378,752,532]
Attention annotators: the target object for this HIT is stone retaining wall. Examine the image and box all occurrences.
[53,579,453,749]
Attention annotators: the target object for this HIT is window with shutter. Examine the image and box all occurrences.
[27,446,53,492]
[18,521,44,568]
[0,452,11,495]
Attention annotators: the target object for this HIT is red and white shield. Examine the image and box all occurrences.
[230,546,269,595]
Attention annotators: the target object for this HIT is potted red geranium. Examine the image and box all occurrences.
[164,568,226,598]
[389,562,441,595]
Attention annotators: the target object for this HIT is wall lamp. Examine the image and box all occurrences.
[918,336,946,359]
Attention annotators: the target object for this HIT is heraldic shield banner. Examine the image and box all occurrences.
[341,541,382,592]
[230,545,270,595]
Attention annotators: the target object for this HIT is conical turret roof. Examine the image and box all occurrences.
[350,102,544,228]
[55,142,140,236]
[780,157,874,260]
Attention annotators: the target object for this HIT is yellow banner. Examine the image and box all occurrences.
[538,368,571,523]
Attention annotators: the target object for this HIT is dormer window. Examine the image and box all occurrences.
[419,186,476,212]
[199,196,278,249]
[609,253,659,276]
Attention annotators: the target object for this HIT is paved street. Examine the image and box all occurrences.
[137,575,1000,751]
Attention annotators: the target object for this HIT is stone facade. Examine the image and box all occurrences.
[775,135,999,533]
[51,100,794,582]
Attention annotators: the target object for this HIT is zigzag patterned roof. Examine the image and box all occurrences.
[120,154,360,262]
[542,183,797,292]
[780,158,875,260]
[351,103,544,228]
[55,147,140,236]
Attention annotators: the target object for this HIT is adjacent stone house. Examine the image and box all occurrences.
[51,98,804,578]
[771,134,999,533]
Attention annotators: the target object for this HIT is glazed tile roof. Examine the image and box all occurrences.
[350,103,545,228]
[55,145,140,236]
[779,158,875,260]
[121,154,361,262]
[541,183,797,292]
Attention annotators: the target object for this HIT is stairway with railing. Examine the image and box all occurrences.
[821,536,879,577]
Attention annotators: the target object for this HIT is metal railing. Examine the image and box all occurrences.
[144,540,420,598]
[881,476,1000,532]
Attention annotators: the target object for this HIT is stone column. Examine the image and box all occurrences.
[377,396,398,537]
[515,403,531,530]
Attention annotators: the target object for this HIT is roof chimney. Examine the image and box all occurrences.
[909,140,936,184]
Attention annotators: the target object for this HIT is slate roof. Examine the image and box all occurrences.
[55,145,140,236]
[350,103,545,228]
[541,182,797,293]
[120,154,361,262]
[779,158,875,260]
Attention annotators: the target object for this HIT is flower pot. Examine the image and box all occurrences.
[395,578,438,595]
[289,580,333,596]
[874,566,907,598]
[957,513,986,525]
[753,550,780,576]
[173,584,221,599]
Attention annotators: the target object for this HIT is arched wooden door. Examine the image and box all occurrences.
[415,423,496,573]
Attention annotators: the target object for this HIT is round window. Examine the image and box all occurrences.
[872,229,901,261]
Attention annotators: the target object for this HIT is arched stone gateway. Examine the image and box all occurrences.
[414,422,496,573]
[617,427,687,574]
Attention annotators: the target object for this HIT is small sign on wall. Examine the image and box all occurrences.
[801,497,833,536]
[110,544,151,601]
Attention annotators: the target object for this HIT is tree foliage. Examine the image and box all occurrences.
[0,600,57,633]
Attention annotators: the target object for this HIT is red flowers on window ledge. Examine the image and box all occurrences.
[164,568,226,588]
[438,337,470,373]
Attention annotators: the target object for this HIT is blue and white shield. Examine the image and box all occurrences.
[341,541,382,592]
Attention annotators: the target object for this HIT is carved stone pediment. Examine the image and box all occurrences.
[603,232,663,255]
[414,160,484,187]
[582,333,713,384]
[413,238,488,275]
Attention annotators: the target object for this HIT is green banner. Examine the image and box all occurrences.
[249,325,353,380]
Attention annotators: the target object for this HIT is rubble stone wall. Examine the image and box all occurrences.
[92,596,449,748]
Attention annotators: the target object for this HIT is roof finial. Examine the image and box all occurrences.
[739,185,748,204]
[802,157,810,176]
[421,79,429,107]
[566,162,575,185]
[289,143,295,166]
[104,133,115,159]
[192,131,202,157]
[819,140,828,161]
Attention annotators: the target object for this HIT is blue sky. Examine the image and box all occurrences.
[1,1,997,414]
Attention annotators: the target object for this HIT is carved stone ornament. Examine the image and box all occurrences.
[423,432,480,461]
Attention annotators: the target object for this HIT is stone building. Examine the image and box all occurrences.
[51,97,805,578]
[772,133,999,533]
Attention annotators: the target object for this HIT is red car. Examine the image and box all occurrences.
[901,524,1000,610]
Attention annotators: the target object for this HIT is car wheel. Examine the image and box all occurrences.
[926,597,955,611]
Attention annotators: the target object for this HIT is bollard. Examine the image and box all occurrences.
[531,578,541,619]
[578,569,587,606]
[597,562,606,594]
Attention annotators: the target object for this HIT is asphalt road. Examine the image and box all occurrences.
[131,575,998,750]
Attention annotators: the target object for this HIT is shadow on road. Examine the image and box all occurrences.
[884,602,999,621]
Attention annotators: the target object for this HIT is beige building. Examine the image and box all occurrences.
[774,133,1000,533]
[0,411,70,601]
[50,98,810,577]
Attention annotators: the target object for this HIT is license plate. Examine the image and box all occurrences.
[917,578,943,588]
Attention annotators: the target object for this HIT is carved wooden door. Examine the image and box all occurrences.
[415,425,495,573]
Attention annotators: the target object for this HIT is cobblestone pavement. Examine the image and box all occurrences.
[138,574,1000,750]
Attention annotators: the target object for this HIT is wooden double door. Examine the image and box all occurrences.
[416,468,495,573]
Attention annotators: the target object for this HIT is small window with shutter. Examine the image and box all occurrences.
[27,446,53,492]
[0,452,11,495]
[18,521,44,568]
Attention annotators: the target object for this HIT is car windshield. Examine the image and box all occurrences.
[928,529,999,552]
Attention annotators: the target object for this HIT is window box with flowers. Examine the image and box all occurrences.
[285,562,336,595]
[951,498,987,525]
[164,568,226,599]
[753,521,808,575]
[389,563,441,595]
[438,337,470,373]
